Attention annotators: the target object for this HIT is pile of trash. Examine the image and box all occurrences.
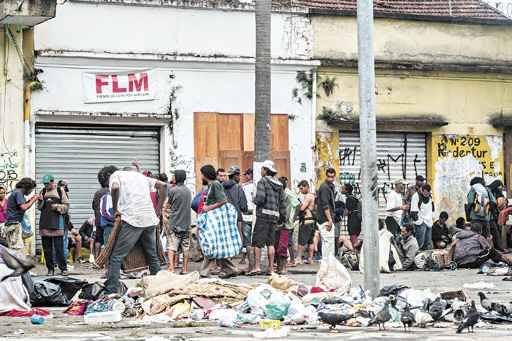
[29,255,512,332]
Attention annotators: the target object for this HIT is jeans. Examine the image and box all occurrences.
[42,236,66,272]
[414,222,432,250]
[104,221,160,294]
[103,225,113,245]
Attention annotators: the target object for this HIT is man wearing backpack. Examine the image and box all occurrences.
[467,177,496,238]
[410,183,435,250]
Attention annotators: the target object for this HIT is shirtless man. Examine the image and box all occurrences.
[296,180,316,264]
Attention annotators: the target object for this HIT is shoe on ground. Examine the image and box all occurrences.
[60,270,68,276]
[47,269,54,276]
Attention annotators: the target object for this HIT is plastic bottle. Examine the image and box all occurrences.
[84,310,122,325]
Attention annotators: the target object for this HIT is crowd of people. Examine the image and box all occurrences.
[1,160,512,295]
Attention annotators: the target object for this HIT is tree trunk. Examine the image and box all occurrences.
[254,0,272,162]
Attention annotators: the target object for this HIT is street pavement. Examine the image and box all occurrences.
[1,263,512,340]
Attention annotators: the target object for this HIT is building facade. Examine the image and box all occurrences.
[310,1,512,222]
[30,0,317,232]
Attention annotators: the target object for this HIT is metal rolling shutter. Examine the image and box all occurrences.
[339,131,427,217]
[35,125,160,250]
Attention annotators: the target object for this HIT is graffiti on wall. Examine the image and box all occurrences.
[0,151,19,192]
[169,152,196,193]
[433,135,503,224]
[338,143,424,205]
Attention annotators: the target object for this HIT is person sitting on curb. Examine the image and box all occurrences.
[448,221,512,269]
[398,224,420,271]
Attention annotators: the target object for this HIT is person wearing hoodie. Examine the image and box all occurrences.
[249,160,286,276]
[487,179,504,251]
[467,177,496,238]
[223,166,248,252]
[448,222,511,268]
[165,170,192,274]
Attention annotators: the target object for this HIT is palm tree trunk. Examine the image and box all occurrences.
[254,0,272,162]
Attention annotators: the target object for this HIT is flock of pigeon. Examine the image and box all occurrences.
[318,291,512,333]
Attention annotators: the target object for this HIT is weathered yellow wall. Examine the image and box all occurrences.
[316,68,512,135]
[315,131,340,186]
[431,134,503,224]
[0,27,24,193]
[313,16,512,64]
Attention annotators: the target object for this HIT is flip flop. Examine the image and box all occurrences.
[247,270,263,276]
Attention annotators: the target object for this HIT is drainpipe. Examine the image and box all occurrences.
[23,83,31,177]
[311,68,317,184]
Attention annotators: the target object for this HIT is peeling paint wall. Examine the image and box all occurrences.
[313,16,512,64]
[432,134,504,224]
[315,131,340,186]
[0,28,24,193]
[35,2,312,60]
[316,68,512,135]
[32,2,316,188]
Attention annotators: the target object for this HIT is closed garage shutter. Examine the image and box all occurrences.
[35,125,160,250]
[339,131,427,216]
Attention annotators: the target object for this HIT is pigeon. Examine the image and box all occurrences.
[400,305,415,332]
[490,302,512,316]
[456,301,480,334]
[415,311,433,328]
[478,292,492,311]
[0,247,35,282]
[318,311,353,329]
[369,301,392,331]
[428,297,447,321]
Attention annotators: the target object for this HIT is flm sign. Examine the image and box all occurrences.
[82,70,156,103]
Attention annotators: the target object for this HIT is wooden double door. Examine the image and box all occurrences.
[194,112,290,189]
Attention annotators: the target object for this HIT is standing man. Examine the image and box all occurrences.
[317,168,337,259]
[386,180,406,237]
[165,170,192,274]
[198,165,239,278]
[217,168,227,183]
[404,175,425,224]
[104,166,167,295]
[240,168,255,269]
[223,166,248,250]
[296,180,316,264]
[92,166,118,262]
[410,183,435,250]
[250,160,285,276]
[343,183,362,248]
[4,178,39,251]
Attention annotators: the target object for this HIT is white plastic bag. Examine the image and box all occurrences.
[315,254,352,293]
[246,284,291,320]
